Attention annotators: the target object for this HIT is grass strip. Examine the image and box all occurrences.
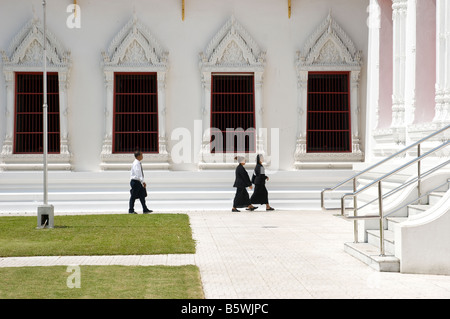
[0,214,195,257]
[0,265,204,299]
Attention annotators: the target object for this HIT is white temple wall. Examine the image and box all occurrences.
[0,0,369,172]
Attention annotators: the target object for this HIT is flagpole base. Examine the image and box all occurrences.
[37,205,54,229]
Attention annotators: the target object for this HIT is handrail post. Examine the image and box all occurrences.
[353,178,357,215]
[353,178,358,243]
[341,195,346,216]
[417,143,421,204]
[321,189,325,210]
[378,181,385,256]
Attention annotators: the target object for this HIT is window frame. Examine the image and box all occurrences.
[112,72,159,154]
[14,72,61,154]
[306,71,352,153]
[210,72,256,154]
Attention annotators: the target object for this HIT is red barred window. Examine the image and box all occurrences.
[307,72,351,152]
[211,73,255,153]
[113,73,158,153]
[15,72,60,154]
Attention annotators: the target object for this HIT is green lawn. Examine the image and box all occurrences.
[0,265,204,299]
[0,214,196,257]
[0,214,204,299]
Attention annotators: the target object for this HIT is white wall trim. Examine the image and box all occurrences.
[100,16,169,170]
[198,16,266,169]
[0,18,72,171]
[294,12,364,168]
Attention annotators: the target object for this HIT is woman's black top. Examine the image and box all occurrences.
[233,164,252,188]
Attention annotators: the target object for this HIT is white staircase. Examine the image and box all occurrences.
[344,190,447,272]
[0,169,354,215]
[322,124,450,274]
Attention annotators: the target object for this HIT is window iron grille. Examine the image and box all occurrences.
[14,72,60,154]
[113,73,159,153]
[306,72,351,153]
[211,73,255,153]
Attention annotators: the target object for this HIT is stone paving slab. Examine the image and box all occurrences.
[2,210,450,299]
[188,210,450,299]
[0,254,195,267]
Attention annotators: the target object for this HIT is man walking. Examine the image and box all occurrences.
[129,151,152,214]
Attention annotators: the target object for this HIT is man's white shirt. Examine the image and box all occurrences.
[130,159,144,183]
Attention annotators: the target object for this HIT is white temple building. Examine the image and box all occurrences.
[0,0,449,274]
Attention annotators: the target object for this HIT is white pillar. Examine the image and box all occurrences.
[200,72,211,156]
[365,0,381,162]
[294,70,308,165]
[157,72,168,155]
[350,70,362,154]
[434,0,450,124]
[392,0,408,134]
[102,71,114,156]
[404,0,417,130]
[0,71,15,156]
[435,0,445,122]
[254,72,265,155]
[58,73,70,155]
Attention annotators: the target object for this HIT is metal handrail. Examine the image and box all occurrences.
[357,160,450,212]
[341,139,450,256]
[382,178,450,219]
[341,141,449,209]
[321,124,450,210]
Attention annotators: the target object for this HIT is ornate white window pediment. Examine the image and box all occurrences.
[102,18,168,69]
[200,16,265,70]
[294,13,364,168]
[0,18,72,171]
[101,17,169,170]
[298,14,361,69]
[198,16,266,169]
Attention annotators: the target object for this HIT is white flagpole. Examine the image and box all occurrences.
[37,0,53,229]
[42,0,48,205]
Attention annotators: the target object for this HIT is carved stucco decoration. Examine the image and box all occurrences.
[0,18,72,171]
[295,12,364,167]
[200,16,265,72]
[101,16,169,170]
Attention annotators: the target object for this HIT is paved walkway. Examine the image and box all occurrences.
[2,210,450,298]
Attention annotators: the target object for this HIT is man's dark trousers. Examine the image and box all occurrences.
[129,179,149,213]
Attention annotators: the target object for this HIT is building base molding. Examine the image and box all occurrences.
[100,135,170,170]
[0,154,72,171]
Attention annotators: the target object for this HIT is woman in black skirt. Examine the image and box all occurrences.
[232,156,257,212]
[251,154,274,211]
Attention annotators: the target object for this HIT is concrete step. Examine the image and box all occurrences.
[344,242,400,272]
[367,229,396,255]
[429,191,446,205]
[407,204,431,216]
[0,170,354,214]
[342,172,448,273]
[0,188,348,202]
[0,198,330,215]
[386,216,408,231]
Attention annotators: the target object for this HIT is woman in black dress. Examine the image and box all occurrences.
[232,156,257,212]
[251,154,274,211]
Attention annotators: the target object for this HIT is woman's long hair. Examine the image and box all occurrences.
[256,154,261,165]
